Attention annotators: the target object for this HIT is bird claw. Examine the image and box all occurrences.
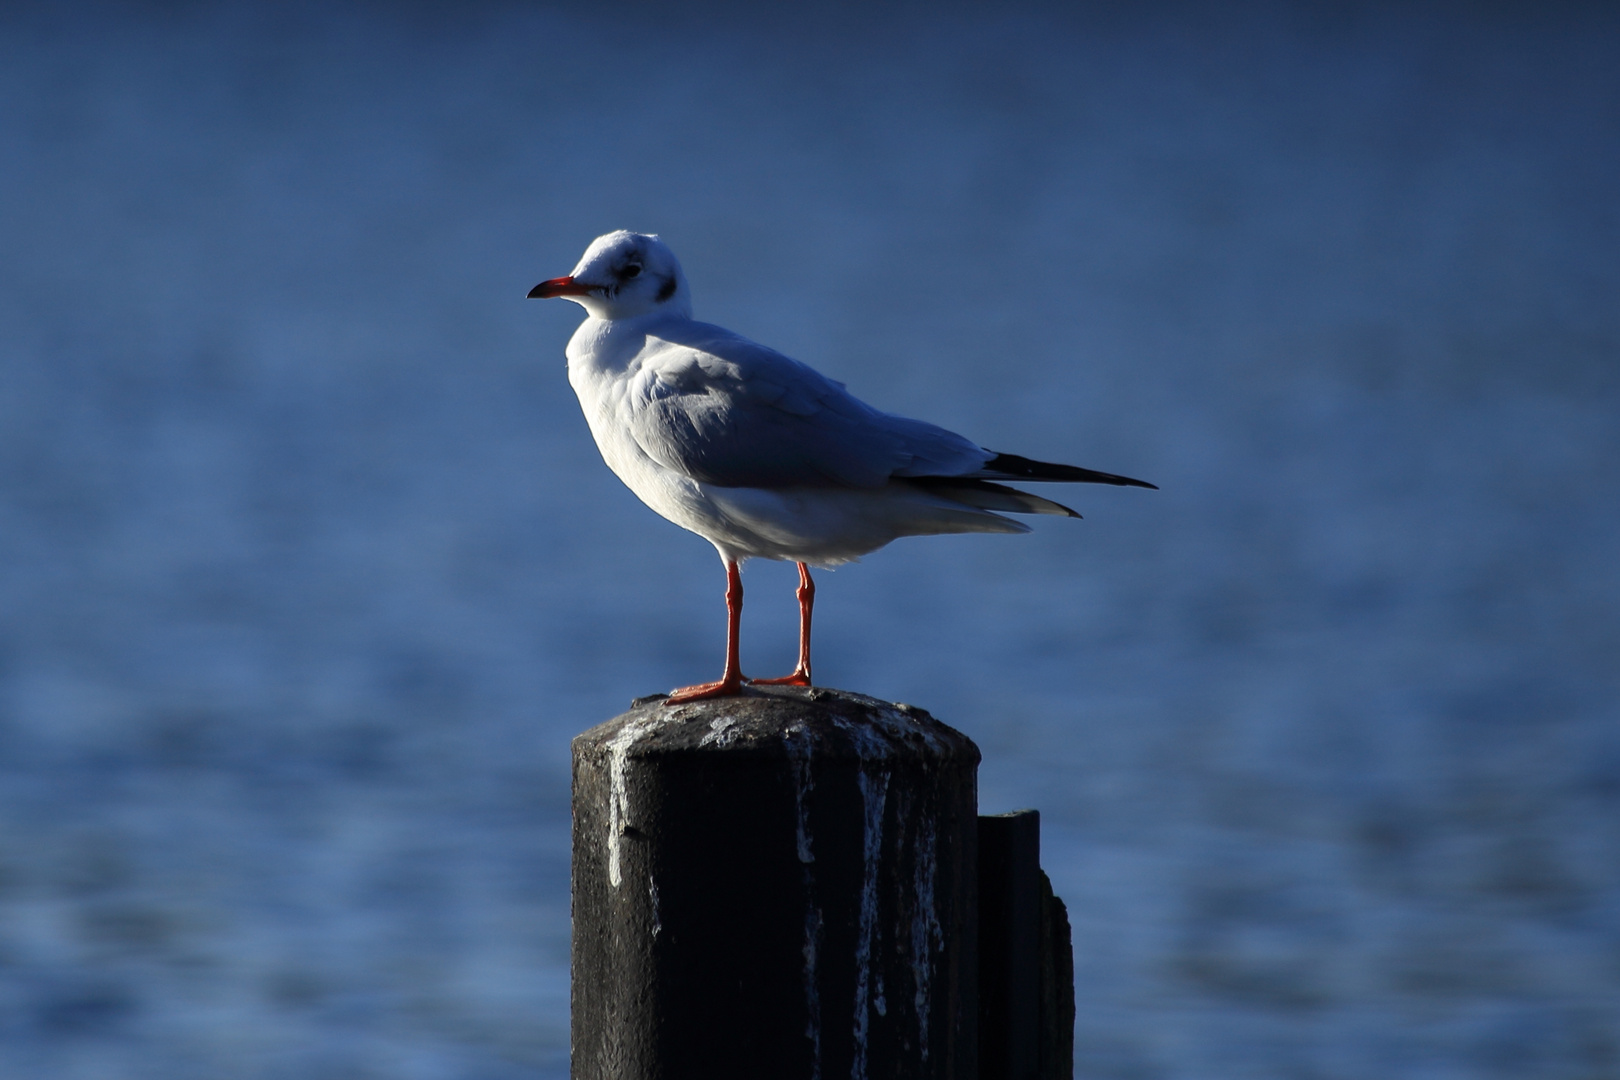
[749,671,812,687]
[664,675,747,704]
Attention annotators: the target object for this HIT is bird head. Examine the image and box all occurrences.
[528,231,691,321]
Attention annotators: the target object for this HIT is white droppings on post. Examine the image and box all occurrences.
[784,723,816,864]
[889,702,946,758]
[698,715,739,748]
[649,873,662,938]
[604,709,683,888]
[832,714,896,764]
[850,767,889,1080]
[785,721,823,1077]
[802,902,824,1080]
[832,699,947,765]
[911,812,941,1060]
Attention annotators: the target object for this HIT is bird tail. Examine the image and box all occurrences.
[970,452,1158,490]
[906,477,1081,518]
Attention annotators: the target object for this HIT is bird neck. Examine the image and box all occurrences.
[566,310,687,376]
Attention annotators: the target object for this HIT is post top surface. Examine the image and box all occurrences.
[573,685,980,765]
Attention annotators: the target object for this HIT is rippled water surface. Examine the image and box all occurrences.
[2,4,1617,1077]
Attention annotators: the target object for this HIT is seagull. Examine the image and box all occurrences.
[530,231,1155,703]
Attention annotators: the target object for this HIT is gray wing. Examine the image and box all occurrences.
[623,321,989,489]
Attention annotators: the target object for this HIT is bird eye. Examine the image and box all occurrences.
[622,264,642,279]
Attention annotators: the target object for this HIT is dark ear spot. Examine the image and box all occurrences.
[656,276,677,302]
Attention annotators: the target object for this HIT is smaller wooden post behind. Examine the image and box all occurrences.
[571,686,980,1080]
[979,810,1075,1080]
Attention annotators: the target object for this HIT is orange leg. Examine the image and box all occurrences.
[666,560,747,703]
[752,562,814,687]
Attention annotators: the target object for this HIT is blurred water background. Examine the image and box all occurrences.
[2,2,1617,1077]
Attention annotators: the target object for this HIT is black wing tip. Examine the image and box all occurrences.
[983,451,1158,490]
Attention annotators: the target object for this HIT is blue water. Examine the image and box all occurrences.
[2,4,1617,1077]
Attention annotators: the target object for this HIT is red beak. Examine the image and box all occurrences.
[528,276,594,299]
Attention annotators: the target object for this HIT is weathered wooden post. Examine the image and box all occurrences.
[571,685,981,1079]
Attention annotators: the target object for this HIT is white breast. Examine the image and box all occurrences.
[567,318,762,553]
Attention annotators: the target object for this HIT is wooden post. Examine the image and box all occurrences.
[978,810,1075,1080]
[571,686,981,1080]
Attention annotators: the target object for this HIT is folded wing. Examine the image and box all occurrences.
[623,322,1158,505]
[625,322,988,489]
